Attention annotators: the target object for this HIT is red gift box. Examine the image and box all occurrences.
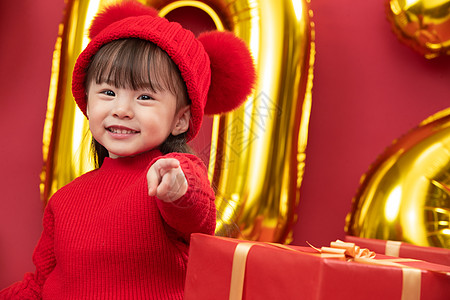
[345,236,450,267]
[184,234,450,300]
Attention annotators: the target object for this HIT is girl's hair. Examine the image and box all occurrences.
[85,38,193,167]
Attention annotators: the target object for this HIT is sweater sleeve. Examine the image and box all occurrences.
[154,153,216,239]
[0,201,57,299]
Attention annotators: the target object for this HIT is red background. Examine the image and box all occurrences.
[1,0,449,287]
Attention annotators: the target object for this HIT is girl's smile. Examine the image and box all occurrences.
[106,125,140,138]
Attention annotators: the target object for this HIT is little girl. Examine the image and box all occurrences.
[1,1,255,299]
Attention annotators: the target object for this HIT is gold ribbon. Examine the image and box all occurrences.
[352,257,421,300]
[229,243,254,300]
[228,240,428,300]
[385,240,402,257]
[402,269,421,300]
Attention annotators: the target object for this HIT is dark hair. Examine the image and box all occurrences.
[85,38,193,167]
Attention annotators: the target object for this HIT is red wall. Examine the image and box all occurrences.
[1,0,449,287]
[0,0,66,287]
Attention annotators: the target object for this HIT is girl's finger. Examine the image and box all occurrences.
[147,167,161,196]
[155,158,180,173]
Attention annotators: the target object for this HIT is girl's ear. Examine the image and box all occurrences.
[172,106,191,136]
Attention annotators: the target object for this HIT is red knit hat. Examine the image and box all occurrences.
[72,0,256,141]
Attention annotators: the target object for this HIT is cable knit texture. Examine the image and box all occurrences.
[0,150,216,299]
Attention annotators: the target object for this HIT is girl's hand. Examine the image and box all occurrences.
[147,158,188,202]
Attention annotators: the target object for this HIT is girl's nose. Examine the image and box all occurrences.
[112,97,134,119]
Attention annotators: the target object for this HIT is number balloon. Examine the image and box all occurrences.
[346,109,450,248]
[386,0,450,58]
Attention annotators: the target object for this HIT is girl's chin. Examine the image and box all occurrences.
[109,152,135,159]
[108,150,134,159]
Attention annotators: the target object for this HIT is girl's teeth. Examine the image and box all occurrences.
[109,128,136,134]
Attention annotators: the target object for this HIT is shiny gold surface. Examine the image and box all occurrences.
[346,109,450,248]
[41,0,104,203]
[209,0,314,243]
[41,0,314,244]
[386,0,450,58]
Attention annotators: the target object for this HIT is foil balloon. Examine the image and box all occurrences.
[41,0,98,204]
[41,0,314,244]
[346,108,450,249]
[386,0,450,58]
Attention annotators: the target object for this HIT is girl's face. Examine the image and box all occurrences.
[86,81,190,158]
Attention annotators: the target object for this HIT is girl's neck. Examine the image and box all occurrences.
[101,149,162,170]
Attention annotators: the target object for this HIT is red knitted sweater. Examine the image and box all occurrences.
[1,150,216,299]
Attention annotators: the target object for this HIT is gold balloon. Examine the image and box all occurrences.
[41,0,99,203]
[386,0,450,58]
[41,0,314,244]
[346,108,450,248]
[207,0,314,243]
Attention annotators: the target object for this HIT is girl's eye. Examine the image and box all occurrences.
[102,90,115,97]
[138,94,154,101]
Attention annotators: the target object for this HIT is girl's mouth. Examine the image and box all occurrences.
[107,127,138,134]
[106,126,140,136]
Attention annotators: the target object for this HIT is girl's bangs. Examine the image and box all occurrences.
[88,39,184,98]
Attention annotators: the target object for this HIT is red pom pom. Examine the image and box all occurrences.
[89,1,158,39]
[198,31,256,115]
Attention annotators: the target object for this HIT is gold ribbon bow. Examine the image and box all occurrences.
[308,239,376,260]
